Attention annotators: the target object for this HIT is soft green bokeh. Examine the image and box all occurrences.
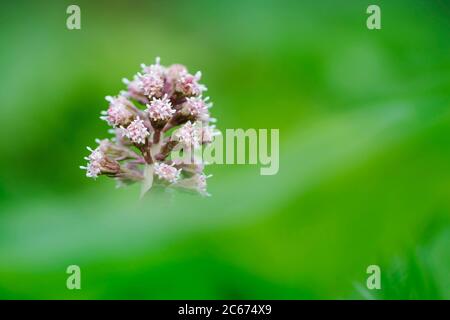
[0,0,449,299]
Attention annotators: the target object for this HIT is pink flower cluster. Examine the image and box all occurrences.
[81,57,218,197]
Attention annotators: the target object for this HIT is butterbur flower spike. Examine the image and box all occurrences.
[81,57,216,197]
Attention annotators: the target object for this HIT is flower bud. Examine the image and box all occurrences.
[101,95,136,127]
[154,162,181,184]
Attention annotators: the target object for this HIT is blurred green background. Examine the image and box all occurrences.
[0,0,449,299]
